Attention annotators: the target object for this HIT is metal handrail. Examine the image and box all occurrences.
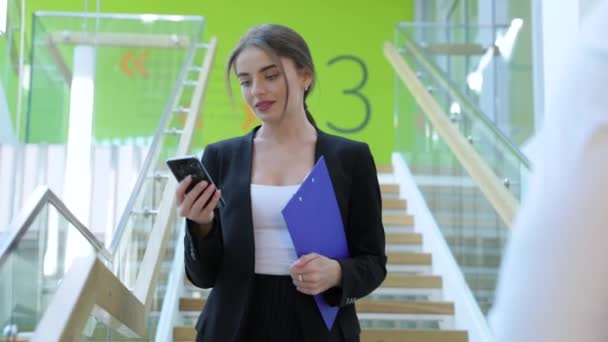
[396,25,532,170]
[108,18,205,254]
[0,186,112,266]
[33,11,206,22]
[397,22,510,29]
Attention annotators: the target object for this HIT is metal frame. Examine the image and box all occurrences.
[34,11,206,22]
[0,185,112,266]
[48,32,193,48]
[397,22,510,29]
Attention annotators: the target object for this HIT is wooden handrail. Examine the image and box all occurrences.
[383,41,518,227]
[32,255,145,341]
[32,36,218,341]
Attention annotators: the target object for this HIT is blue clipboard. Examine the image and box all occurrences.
[281,156,350,330]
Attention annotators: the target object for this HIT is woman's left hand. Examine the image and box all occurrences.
[290,253,342,295]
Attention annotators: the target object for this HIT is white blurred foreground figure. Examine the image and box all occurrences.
[489,1,608,341]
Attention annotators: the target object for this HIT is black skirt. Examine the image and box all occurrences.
[240,273,304,342]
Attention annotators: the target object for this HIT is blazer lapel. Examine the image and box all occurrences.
[314,128,349,225]
[314,129,325,163]
[227,128,257,267]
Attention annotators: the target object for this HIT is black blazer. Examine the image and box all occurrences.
[184,126,387,342]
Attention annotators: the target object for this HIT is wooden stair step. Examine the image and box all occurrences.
[380,183,400,195]
[361,329,468,342]
[174,327,468,342]
[383,198,407,210]
[387,252,432,265]
[180,297,453,315]
[174,326,196,341]
[356,300,454,315]
[383,214,414,226]
[386,232,422,245]
[376,164,394,173]
[382,274,442,289]
[180,297,206,311]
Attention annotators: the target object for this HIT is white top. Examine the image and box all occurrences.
[489,2,608,341]
[250,184,299,275]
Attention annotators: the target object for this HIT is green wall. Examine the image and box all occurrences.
[25,0,414,163]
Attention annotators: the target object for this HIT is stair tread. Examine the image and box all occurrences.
[380,183,400,194]
[386,232,422,244]
[361,328,468,342]
[173,327,467,342]
[382,274,442,289]
[376,164,394,173]
[383,214,414,226]
[382,198,407,210]
[179,297,453,315]
[387,252,432,265]
[356,300,454,315]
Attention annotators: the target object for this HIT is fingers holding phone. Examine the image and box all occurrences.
[175,175,192,206]
[190,180,222,222]
[176,176,222,225]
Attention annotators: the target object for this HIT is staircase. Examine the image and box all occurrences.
[411,166,509,315]
[172,164,468,342]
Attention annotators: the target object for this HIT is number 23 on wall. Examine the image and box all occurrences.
[326,55,371,134]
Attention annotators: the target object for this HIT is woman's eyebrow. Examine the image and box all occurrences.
[237,64,278,77]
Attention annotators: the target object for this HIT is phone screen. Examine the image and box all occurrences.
[166,155,225,208]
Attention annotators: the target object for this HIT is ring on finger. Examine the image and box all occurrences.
[298,274,303,283]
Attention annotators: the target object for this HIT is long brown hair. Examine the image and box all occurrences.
[226,24,316,126]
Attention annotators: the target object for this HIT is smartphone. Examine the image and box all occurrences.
[166,155,225,208]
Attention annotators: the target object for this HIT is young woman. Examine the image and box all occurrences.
[176,24,386,342]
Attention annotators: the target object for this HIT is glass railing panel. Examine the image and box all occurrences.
[0,199,110,337]
[397,23,497,99]
[25,12,204,145]
[81,314,146,341]
[110,112,189,289]
[394,73,508,314]
[146,212,183,339]
[463,110,525,199]
[395,27,530,202]
[396,22,534,146]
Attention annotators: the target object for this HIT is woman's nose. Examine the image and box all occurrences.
[251,79,267,96]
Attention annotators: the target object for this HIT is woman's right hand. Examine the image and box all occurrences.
[176,176,222,227]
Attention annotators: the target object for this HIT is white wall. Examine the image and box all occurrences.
[529,0,605,162]
[533,0,600,127]
[580,0,603,19]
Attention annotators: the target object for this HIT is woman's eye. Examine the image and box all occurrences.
[266,74,279,80]
[240,80,251,87]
